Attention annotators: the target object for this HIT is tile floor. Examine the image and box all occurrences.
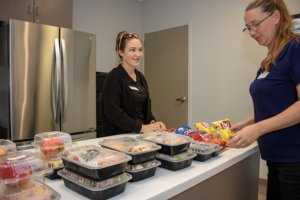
[258,179,267,200]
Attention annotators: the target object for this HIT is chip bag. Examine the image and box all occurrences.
[194,121,216,134]
[212,118,234,142]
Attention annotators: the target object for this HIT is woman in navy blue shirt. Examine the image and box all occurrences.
[227,0,300,199]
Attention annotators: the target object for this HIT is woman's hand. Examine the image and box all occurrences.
[227,124,262,148]
[140,121,166,133]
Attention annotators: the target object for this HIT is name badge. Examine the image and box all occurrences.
[129,86,139,91]
[257,72,269,79]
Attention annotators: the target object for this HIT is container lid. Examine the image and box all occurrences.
[1,179,61,199]
[138,132,192,146]
[156,151,197,162]
[0,151,50,185]
[59,145,132,169]
[0,139,17,156]
[189,141,222,154]
[58,168,132,191]
[32,131,72,159]
[125,159,161,173]
[99,136,161,155]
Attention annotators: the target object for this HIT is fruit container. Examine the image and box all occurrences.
[58,168,131,200]
[59,145,132,181]
[156,151,196,171]
[125,159,161,182]
[0,151,51,190]
[0,139,17,156]
[32,131,72,160]
[99,136,161,164]
[137,132,192,155]
[0,179,60,200]
[189,141,222,162]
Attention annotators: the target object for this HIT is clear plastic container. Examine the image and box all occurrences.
[125,159,161,182]
[99,136,161,164]
[32,131,72,160]
[156,151,196,171]
[59,145,132,181]
[0,139,17,156]
[0,151,50,189]
[189,141,222,162]
[58,168,131,200]
[0,179,60,200]
[138,132,192,155]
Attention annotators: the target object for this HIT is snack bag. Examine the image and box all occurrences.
[212,118,234,142]
[194,121,216,134]
[175,125,192,135]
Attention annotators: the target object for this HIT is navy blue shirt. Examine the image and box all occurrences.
[250,39,300,162]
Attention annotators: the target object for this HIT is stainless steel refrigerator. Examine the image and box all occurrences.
[0,19,96,143]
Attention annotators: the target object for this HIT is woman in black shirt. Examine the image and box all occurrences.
[102,31,166,136]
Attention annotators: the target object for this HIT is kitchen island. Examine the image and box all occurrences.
[46,134,260,200]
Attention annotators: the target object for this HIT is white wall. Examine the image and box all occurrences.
[73,0,142,72]
[140,0,300,179]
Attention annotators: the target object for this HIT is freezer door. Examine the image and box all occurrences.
[60,28,96,133]
[10,20,60,141]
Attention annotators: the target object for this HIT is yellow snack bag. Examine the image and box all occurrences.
[194,121,216,134]
[212,118,233,142]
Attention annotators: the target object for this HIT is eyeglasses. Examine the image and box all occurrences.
[118,32,139,50]
[242,12,273,34]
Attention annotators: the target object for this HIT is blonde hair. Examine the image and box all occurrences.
[246,0,300,71]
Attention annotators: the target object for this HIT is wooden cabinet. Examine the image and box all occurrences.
[0,0,72,28]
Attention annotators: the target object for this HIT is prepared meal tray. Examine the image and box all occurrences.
[45,158,64,180]
[125,159,161,182]
[99,136,161,164]
[156,151,196,171]
[0,179,60,200]
[137,132,192,155]
[32,131,72,160]
[0,151,50,189]
[59,145,132,181]
[58,168,131,200]
[189,141,222,162]
[0,139,17,156]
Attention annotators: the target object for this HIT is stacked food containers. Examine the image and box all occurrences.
[138,132,196,171]
[0,151,60,199]
[32,132,72,179]
[99,136,161,182]
[58,145,132,200]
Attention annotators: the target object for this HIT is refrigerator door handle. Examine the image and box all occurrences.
[52,38,62,123]
[60,39,68,121]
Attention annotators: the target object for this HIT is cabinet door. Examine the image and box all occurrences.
[34,0,72,28]
[0,0,34,22]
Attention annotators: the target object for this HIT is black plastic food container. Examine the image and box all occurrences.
[126,159,161,182]
[189,141,222,162]
[137,132,192,155]
[59,145,132,181]
[45,167,63,180]
[58,169,131,200]
[99,137,161,164]
[156,151,196,171]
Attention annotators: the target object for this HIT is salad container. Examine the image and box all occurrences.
[156,151,196,171]
[59,145,132,181]
[125,159,161,182]
[58,168,131,200]
[189,141,222,162]
[99,136,161,164]
[138,132,192,155]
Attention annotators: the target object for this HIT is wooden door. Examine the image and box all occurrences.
[0,0,34,22]
[35,0,73,28]
[144,25,188,129]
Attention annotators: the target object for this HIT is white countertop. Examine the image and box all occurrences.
[45,134,259,200]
